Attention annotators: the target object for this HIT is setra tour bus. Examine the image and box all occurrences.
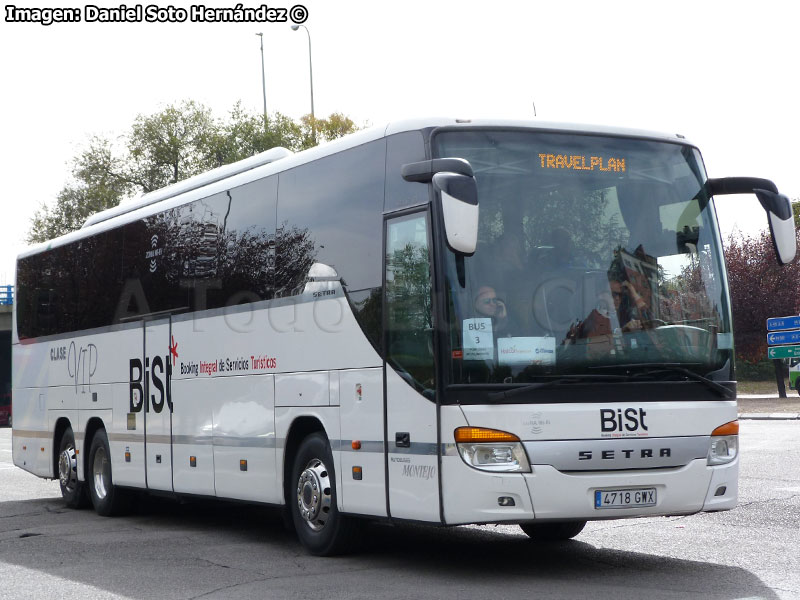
[12,119,796,555]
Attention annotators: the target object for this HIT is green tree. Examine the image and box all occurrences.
[210,103,307,165]
[297,112,359,150]
[28,101,362,243]
[126,99,219,192]
[27,137,131,242]
[724,229,800,362]
[792,198,800,229]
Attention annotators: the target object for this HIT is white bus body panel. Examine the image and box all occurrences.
[12,292,381,500]
[144,318,173,492]
[338,367,386,517]
[458,401,737,441]
[385,368,439,522]
[211,374,277,502]
[275,372,330,407]
[169,377,215,496]
[441,405,537,524]
[439,401,739,525]
[10,388,50,476]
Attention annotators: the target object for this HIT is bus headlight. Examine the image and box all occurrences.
[707,420,738,466]
[454,427,531,473]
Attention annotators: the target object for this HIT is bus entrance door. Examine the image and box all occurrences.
[143,317,173,492]
[384,212,441,522]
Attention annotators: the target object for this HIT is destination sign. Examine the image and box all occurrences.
[768,345,800,359]
[767,330,800,346]
[538,154,626,173]
[766,315,800,331]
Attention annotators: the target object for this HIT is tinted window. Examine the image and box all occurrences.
[276,140,385,294]
[16,242,80,338]
[385,131,429,212]
[119,178,277,317]
[76,228,124,330]
[178,179,277,310]
[17,176,278,338]
[119,212,187,320]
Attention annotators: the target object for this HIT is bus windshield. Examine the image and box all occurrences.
[434,129,732,386]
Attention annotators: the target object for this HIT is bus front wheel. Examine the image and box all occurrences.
[290,432,360,555]
[87,429,130,516]
[58,426,88,509]
[520,520,586,541]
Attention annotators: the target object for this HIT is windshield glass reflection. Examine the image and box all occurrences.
[435,130,732,385]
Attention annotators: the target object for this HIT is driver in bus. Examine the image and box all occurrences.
[474,285,512,335]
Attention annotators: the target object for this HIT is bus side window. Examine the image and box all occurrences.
[385,212,434,393]
[275,140,385,351]
[385,131,428,212]
[276,139,385,297]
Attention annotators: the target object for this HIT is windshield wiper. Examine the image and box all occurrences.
[487,374,628,402]
[590,363,735,399]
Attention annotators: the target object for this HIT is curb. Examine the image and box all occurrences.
[739,413,800,420]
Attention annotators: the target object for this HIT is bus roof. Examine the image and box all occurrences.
[18,118,693,260]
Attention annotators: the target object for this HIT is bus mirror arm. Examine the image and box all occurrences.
[706,177,796,265]
[401,158,474,183]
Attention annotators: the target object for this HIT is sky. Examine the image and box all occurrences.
[1,0,797,284]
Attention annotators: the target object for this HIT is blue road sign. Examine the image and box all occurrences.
[767,316,800,331]
[767,330,800,345]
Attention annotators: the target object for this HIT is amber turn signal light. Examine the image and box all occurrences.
[711,420,739,436]
[454,427,520,443]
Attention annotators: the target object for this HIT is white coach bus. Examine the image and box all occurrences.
[12,119,796,555]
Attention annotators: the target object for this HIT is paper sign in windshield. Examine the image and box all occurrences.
[463,318,493,360]
[498,337,556,366]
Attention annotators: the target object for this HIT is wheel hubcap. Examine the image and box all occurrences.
[92,445,109,500]
[58,445,77,492]
[296,458,332,531]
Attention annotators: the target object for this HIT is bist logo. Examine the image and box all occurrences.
[129,354,173,414]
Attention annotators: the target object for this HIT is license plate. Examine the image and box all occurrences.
[595,488,657,509]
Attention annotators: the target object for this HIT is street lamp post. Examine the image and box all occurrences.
[256,32,267,134]
[291,24,315,144]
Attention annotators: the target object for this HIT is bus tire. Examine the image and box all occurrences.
[87,429,130,516]
[520,520,586,541]
[290,432,360,555]
[57,426,88,509]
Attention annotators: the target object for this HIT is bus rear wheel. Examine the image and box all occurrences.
[520,520,586,541]
[290,432,360,555]
[87,429,130,516]
[58,427,87,508]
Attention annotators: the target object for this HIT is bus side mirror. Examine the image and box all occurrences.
[402,158,479,256]
[432,172,479,255]
[707,177,796,265]
[755,189,796,265]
